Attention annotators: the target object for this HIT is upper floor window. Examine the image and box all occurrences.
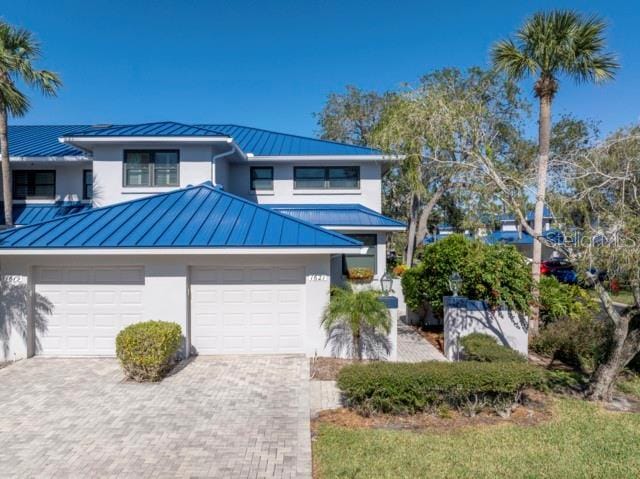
[123,150,179,187]
[250,166,273,191]
[13,170,56,199]
[293,166,359,189]
[83,170,93,200]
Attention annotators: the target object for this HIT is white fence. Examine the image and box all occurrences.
[443,296,528,361]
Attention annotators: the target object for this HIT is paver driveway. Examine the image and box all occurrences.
[0,355,311,478]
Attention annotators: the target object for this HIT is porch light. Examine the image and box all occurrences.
[448,271,462,297]
[380,271,393,295]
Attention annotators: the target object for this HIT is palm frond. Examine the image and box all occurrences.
[494,10,618,86]
[0,20,60,113]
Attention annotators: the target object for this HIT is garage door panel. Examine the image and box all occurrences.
[35,266,145,357]
[191,265,305,355]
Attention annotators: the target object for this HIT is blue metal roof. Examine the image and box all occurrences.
[0,203,92,226]
[64,122,228,138]
[265,204,405,228]
[195,124,380,156]
[0,183,362,249]
[8,123,380,157]
[484,229,563,246]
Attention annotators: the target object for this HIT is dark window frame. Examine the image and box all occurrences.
[83,169,93,200]
[250,166,274,191]
[293,166,360,190]
[12,170,56,200]
[123,149,180,187]
[342,233,378,275]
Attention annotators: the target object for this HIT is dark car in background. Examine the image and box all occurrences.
[541,259,607,285]
[541,259,578,284]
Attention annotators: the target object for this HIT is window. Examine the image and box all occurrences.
[294,166,359,189]
[342,234,377,275]
[13,170,56,199]
[123,150,179,187]
[83,170,93,200]
[250,166,273,191]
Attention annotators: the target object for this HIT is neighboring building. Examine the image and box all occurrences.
[485,207,557,259]
[0,122,404,359]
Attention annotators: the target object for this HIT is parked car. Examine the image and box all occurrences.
[541,259,607,285]
[540,259,578,284]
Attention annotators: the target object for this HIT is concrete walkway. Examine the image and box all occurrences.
[0,356,311,479]
[397,318,448,362]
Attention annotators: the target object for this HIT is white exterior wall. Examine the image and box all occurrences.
[443,296,528,360]
[226,162,382,212]
[91,144,215,206]
[0,253,338,360]
[3,161,90,203]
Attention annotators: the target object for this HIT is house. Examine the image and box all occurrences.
[485,208,557,259]
[0,122,404,360]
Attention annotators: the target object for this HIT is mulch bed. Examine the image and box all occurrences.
[312,390,552,433]
[310,357,367,380]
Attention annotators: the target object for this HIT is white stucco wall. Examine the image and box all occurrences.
[91,144,216,206]
[225,162,382,212]
[0,253,339,360]
[2,161,90,203]
[443,296,529,360]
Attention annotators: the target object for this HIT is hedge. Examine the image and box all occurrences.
[116,321,182,382]
[460,333,526,363]
[337,361,543,416]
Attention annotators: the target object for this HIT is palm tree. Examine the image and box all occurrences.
[492,10,618,334]
[322,285,392,360]
[0,21,61,226]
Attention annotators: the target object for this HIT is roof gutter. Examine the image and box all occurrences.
[0,246,367,256]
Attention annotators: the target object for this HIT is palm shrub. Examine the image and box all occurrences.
[322,285,392,360]
[116,321,182,382]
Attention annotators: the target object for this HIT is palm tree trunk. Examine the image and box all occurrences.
[353,331,362,361]
[530,93,552,336]
[405,193,419,266]
[0,107,12,227]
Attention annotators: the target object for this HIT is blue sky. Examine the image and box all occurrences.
[2,0,638,139]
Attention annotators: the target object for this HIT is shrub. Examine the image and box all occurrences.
[539,275,596,324]
[402,235,532,319]
[337,361,543,417]
[460,333,526,363]
[322,285,391,360]
[116,321,182,382]
[530,316,611,372]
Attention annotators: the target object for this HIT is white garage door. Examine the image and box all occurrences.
[36,266,145,356]
[190,265,305,354]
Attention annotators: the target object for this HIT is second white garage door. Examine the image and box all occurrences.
[35,266,145,356]
[190,265,306,354]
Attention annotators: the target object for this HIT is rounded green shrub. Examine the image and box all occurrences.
[337,361,543,416]
[402,234,532,319]
[116,321,182,382]
[460,333,526,362]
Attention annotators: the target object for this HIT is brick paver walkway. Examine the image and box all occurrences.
[0,356,311,479]
[397,318,448,362]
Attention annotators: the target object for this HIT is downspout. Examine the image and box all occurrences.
[211,144,239,187]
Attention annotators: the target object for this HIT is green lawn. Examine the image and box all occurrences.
[314,399,640,478]
[618,375,640,398]
[590,289,635,305]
